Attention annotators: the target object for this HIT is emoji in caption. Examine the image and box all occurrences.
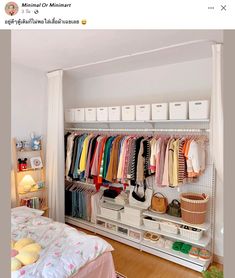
[81,19,87,25]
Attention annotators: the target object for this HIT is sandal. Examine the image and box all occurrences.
[143,232,152,241]
[189,247,199,258]
[165,239,173,249]
[180,243,192,254]
[172,241,184,251]
[199,249,211,261]
[150,233,160,243]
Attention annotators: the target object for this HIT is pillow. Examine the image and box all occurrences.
[21,243,41,253]
[16,251,39,265]
[11,258,22,271]
[14,238,35,251]
[11,206,44,224]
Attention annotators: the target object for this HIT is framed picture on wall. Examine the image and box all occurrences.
[30,156,43,169]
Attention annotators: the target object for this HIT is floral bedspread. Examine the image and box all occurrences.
[11,213,113,278]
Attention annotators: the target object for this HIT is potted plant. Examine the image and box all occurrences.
[202,266,223,278]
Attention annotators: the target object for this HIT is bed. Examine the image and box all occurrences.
[11,206,116,278]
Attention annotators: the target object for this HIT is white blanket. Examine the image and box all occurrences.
[11,207,113,278]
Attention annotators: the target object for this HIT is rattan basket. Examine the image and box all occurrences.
[180,193,209,224]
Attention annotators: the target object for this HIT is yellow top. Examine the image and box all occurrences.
[79,135,92,172]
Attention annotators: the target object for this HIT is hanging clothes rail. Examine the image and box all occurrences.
[65,127,209,132]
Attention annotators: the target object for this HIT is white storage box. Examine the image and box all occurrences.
[85,108,96,121]
[74,108,85,122]
[143,217,160,230]
[65,109,75,123]
[136,104,151,121]
[120,211,142,226]
[169,101,188,120]
[160,221,179,234]
[124,205,144,217]
[128,229,141,240]
[152,103,168,120]
[100,207,121,220]
[108,106,121,121]
[179,226,203,241]
[122,105,135,121]
[189,100,210,119]
[97,107,108,121]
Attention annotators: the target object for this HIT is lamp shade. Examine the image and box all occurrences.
[19,175,35,192]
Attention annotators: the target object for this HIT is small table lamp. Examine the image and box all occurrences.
[19,175,36,192]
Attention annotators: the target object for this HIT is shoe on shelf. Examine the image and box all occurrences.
[143,232,152,241]
[156,237,165,248]
[165,239,173,249]
[172,241,184,251]
[150,233,160,243]
[180,243,192,254]
[189,247,200,258]
[198,249,211,261]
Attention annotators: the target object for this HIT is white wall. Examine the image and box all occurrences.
[64,58,212,108]
[11,63,47,206]
[63,58,224,258]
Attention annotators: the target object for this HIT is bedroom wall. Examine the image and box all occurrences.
[63,58,224,259]
[11,63,47,207]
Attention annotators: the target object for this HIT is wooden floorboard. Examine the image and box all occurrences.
[70,225,222,278]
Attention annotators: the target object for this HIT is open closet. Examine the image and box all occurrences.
[58,39,221,272]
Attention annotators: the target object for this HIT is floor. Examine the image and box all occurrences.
[71,225,222,278]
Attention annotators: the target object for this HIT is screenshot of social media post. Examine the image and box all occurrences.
[0,1,235,278]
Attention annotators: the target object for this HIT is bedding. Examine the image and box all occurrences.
[11,207,114,278]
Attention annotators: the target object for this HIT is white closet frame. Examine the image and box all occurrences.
[63,39,218,272]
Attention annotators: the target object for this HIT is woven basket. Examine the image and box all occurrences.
[160,221,178,234]
[180,193,209,224]
[179,227,203,241]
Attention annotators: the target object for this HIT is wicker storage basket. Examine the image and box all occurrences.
[179,226,203,241]
[143,217,160,230]
[180,193,209,224]
[160,221,178,235]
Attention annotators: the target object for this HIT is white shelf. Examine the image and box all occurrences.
[141,225,210,248]
[67,119,210,124]
[141,240,211,269]
[143,211,210,231]
[97,214,142,230]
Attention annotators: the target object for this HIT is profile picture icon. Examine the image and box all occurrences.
[5,2,19,16]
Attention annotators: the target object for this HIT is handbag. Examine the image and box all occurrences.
[167,199,181,218]
[149,192,168,214]
[129,182,153,210]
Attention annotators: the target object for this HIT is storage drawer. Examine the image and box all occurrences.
[97,107,108,121]
[85,108,96,121]
[96,219,105,227]
[169,101,188,120]
[152,103,168,120]
[74,108,85,122]
[65,109,75,123]
[106,222,117,232]
[100,207,120,220]
[108,106,121,121]
[136,104,151,121]
[189,100,210,119]
[122,105,135,121]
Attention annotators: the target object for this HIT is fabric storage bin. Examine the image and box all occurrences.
[189,100,210,119]
[169,102,188,120]
[65,109,75,123]
[74,108,85,122]
[120,211,142,226]
[106,223,117,232]
[143,217,160,230]
[136,104,151,121]
[108,106,121,121]
[124,205,144,217]
[159,221,179,234]
[151,103,168,120]
[117,226,128,235]
[100,207,121,220]
[85,108,96,121]
[180,193,209,224]
[96,219,105,227]
[97,107,108,121]
[122,105,135,121]
[179,226,203,241]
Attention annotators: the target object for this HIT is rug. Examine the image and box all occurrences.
[116,271,127,278]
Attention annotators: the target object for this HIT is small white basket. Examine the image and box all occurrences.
[143,218,160,230]
[160,221,178,235]
[179,227,203,241]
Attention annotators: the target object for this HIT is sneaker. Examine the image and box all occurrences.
[150,233,160,243]
[199,249,211,261]
[189,247,199,258]
[143,232,152,241]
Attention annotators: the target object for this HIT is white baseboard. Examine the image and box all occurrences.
[213,254,224,265]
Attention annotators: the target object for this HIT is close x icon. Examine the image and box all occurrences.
[221,4,226,11]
